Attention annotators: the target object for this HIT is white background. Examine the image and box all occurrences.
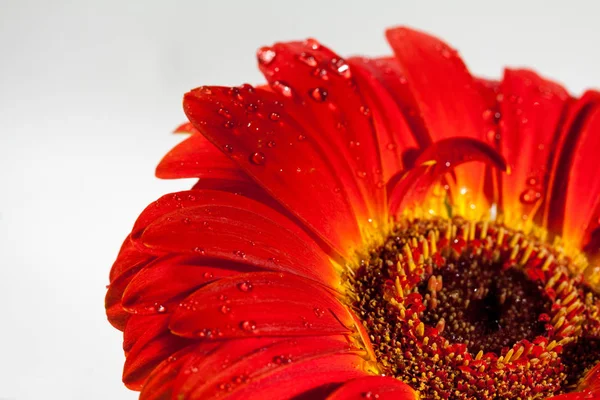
[1,0,598,399]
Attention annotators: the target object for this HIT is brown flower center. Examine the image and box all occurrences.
[349,217,600,399]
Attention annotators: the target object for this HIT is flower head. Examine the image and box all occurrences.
[106,27,600,399]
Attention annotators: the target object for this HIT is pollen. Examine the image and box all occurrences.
[348,217,600,399]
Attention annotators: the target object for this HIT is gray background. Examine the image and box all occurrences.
[0,0,598,399]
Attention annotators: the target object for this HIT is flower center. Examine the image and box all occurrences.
[349,217,600,399]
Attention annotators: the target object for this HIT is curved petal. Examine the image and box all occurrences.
[141,337,366,400]
[544,91,600,242]
[121,315,191,390]
[388,137,508,216]
[386,27,494,209]
[106,263,147,330]
[257,40,387,224]
[326,376,417,400]
[498,69,570,227]
[347,56,431,149]
[183,85,363,258]
[133,190,339,285]
[169,272,354,339]
[109,235,155,282]
[121,255,261,315]
[555,98,600,248]
[156,131,250,181]
[347,57,421,179]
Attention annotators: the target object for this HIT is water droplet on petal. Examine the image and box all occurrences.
[237,281,253,292]
[272,81,293,98]
[298,52,317,66]
[223,120,234,129]
[297,134,306,141]
[304,38,321,50]
[218,108,232,118]
[233,250,246,258]
[332,58,351,79]
[250,152,266,165]
[257,47,276,65]
[193,247,205,254]
[309,87,328,102]
[387,143,397,151]
[520,188,541,205]
[313,307,325,317]
[267,140,276,148]
[224,144,233,153]
[220,305,231,314]
[240,320,257,332]
[360,105,371,117]
[269,112,280,121]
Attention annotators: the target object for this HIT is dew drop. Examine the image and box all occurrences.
[272,81,293,98]
[304,38,321,50]
[246,103,258,113]
[297,134,306,141]
[257,47,276,65]
[519,188,541,205]
[233,250,247,258]
[218,107,232,119]
[237,281,253,292]
[250,151,266,165]
[526,177,539,186]
[309,87,328,102]
[267,140,276,148]
[224,144,233,153]
[272,355,293,364]
[298,52,317,67]
[269,112,280,121]
[332,58,351,79]
[223,120,234,129]
[356,170,367,179]
[156,304,166,313]
[313,307,325,318]
[386,143,397,151]
[220,305,231,314]
[193,247,205,254]
[240,320,257,332]
[360,105,371,117]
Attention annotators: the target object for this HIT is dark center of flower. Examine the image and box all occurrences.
[349,217,600,399]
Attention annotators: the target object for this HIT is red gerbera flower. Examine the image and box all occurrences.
[105,27,600,399]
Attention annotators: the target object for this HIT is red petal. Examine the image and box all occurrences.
[326,376,417,400]
[106,264,146,330]
[133,190,339,285]
[544,92,600,247]
[257,41,387,222]
[156,132,250,181]
[170,335,362,399]
[347,56,431,150]
[386,27,494,207]
[388,137,508,216]
[498,69,570,225]
[183,85,363,257]
[109,235,155,282]
[139,343,220,400]
[121,315,191,390]
[121,255,260,315]
[169,271,353,338]
[347,57,421,179]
